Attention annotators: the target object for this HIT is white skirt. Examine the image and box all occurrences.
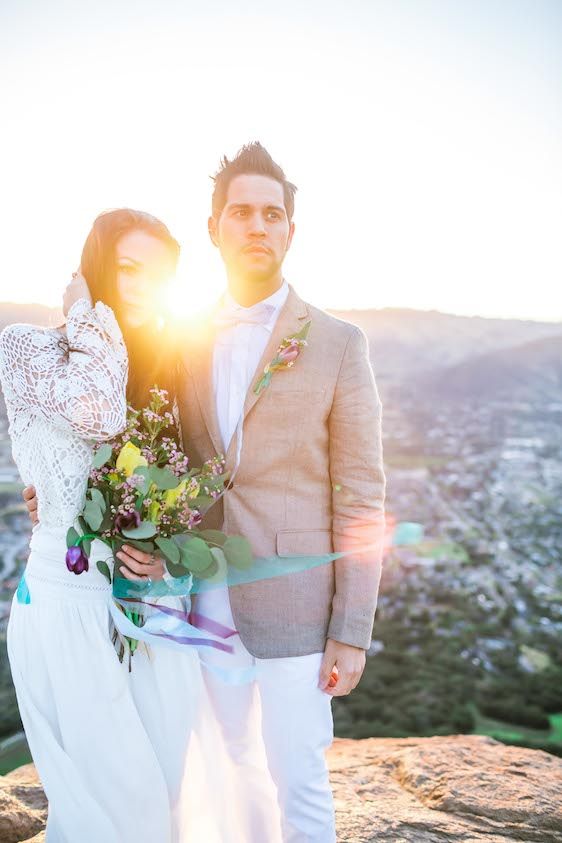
[7,524,234,843]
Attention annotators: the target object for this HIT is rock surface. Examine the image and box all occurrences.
[331,734,562,842]
[0,764,46,843]
[1,735,561,842]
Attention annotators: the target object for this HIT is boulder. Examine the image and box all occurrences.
[1,735,561,842]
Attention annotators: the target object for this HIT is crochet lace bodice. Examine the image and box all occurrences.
[0,298,128,529]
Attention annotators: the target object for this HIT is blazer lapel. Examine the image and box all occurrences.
[224,285,310,467]
[180,318,224,458]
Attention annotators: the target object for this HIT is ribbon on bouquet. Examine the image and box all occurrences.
[108,595,258,685]
[110,544,381,682]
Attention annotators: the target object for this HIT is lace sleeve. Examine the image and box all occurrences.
[0,297,128,441]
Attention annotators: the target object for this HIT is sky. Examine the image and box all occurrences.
[0,0,561,321]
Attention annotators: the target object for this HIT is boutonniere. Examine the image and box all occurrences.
[254,321,311,395]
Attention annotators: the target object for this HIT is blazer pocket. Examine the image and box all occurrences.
[276,529,333,558]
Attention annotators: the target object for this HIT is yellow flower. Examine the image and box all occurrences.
[148,501,161,523]
[164,478,200,509]
[116,442,148,477]
[107,472,119,483]
[164,479,188,509]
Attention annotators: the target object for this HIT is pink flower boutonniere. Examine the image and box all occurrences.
[254,321,311,395]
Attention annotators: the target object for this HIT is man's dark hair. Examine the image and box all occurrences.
[211,141,297,221]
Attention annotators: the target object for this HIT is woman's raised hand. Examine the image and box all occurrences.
[63,269,92,317]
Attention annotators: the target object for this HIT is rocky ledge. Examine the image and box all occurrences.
[1,734,561,842]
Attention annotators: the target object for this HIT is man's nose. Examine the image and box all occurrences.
[247,213,266,236]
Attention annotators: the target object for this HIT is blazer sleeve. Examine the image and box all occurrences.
[327,325,386,649]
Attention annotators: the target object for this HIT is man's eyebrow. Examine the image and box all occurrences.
[117,256,142,266]
[226,202,286,213]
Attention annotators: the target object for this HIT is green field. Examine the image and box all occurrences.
[0,481,24,495]
[0,732,31,776]
[471,702,562,747]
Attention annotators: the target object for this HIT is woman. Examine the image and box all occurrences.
[0,209,209,842]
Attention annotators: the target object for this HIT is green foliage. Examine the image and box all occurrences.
[92,443,112,469]
[121,521,157,540]
[0,632,21,741]
[177,536,214,573]
[96,560,112,584]
[155,536,180,564]
[222,536,253,570]
[148,466,179,490]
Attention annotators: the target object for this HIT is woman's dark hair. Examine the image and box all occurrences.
[80,208,180,409]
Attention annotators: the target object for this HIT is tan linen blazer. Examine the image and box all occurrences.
[176,286,385,658]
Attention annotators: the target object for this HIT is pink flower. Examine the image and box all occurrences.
[278,345,300,365]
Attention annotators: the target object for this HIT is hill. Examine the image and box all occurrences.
[423,334,562,403]
[329,307,562,382]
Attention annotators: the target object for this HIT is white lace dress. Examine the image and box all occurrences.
[0,299,206,843]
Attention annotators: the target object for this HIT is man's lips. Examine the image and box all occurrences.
[243,245,271,255]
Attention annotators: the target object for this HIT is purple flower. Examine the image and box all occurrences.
[114,510,141,533]
[278,345,300,365]
[65,545,89,576]
[188,510,202,529]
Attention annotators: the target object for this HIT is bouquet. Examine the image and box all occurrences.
[65,386,252,662]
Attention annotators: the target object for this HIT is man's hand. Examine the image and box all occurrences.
[116,545,166,582]
[22,485,39,526]
[318,638,366,697]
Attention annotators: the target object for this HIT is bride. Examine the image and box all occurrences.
[0,209,214,842]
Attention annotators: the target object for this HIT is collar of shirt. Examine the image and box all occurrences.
[216,279,289,337]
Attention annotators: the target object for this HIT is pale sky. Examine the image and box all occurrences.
[0,0,561,321]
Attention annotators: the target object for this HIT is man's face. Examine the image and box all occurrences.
[209,174,294,284]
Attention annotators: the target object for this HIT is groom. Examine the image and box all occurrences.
[119,142,385,841]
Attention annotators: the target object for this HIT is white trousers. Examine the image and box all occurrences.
[197,588,336,843]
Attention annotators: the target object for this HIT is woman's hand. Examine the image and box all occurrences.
[63,270,92,317]
[116,546,167,583]
[22,485,39,526]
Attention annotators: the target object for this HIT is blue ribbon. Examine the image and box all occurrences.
[16,575,31,605]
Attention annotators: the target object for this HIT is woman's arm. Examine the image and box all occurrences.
[0,298,128,440]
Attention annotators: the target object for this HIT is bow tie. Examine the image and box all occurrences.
[214,301,276,331]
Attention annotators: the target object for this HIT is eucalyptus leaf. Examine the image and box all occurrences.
[125,539,155,553]
[179,536,213,573]
[121,521,157,540]
[66,527,79,549]
[96,560,112,584]
[89,488,106,513]
[203,547,228,584]
[223,536,254,570]
[155,536,180,564]
[92,443,112,469]
[149,466,179,490]
[83,499,103,532]
[165,559,188,578]
[199,529,227,547]
[194,555,220,581]
[82,537,92,556]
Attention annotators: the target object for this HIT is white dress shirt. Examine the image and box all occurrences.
[197,281,289,632]
[213,280,289,453]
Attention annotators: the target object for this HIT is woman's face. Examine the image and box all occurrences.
[115,229,177,328]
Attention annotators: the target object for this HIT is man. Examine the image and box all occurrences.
[25,143,385,842]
